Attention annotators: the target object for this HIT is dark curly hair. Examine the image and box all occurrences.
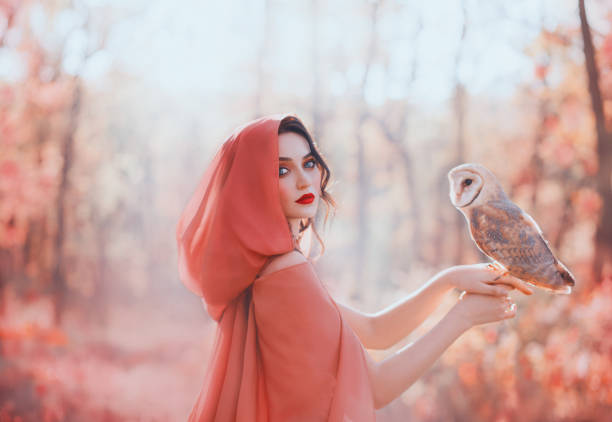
[278,115,337,259]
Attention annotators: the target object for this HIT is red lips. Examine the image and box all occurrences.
[296,193,314,204]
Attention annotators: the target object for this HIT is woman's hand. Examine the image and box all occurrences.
[449,289,517,330]
[444,263,534,297]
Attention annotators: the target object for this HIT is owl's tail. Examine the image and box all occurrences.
[555,260,576,286]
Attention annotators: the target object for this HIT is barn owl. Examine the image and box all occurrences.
[448,163,576,294]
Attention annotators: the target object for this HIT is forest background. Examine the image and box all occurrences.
[1,0,612,420]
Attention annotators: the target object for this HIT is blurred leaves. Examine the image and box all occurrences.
[1,0,612,421]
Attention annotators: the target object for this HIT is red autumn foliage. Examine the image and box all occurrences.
[1,2,612,422]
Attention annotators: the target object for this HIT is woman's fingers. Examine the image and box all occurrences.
[503,302,517,318]
[486,283,511,296]
[499,275,534,295]
[486,274,534,295]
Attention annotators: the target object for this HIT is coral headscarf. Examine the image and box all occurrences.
[176,114,294,321]
[175,114,376,421]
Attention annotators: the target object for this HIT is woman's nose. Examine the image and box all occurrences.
[296,169,311,188]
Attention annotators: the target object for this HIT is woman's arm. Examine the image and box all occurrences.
[336,264,524,350]
[367,264,528,350]
[368,270,454,350]
[364,287,517,409]
[364,308,469,409]
[336,270,455,350]
[335,302,376,347]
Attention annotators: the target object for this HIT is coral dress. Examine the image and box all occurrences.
[175,114,376,421]
[188,260,376,421]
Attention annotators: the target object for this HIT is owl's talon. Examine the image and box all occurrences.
[487,262,509,281]
[492,272,509,281]
[487,263,505,273]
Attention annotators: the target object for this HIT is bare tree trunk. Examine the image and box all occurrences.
[254,0,270,118]
[579,0,612,283]
[21,121,50,293]
[373,118,422,266]
[554,187,574,251]
[310,0,323,141]
[52,80,80,325]
[529,88,548,210]
[354,112,369,303]
[0,249,12,317]
[526,12,551,212]
[432,169,453,267]
[452,0,468,265]
[93,217,110,324]
[140,133,158,296]
[309,0,331,261]
[352,1,380,303]
[370,10,423,272]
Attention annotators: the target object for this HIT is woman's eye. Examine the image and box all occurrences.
[305,159,316,168]
[279,167,288,176]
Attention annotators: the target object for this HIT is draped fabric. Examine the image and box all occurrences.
[175,114,377,421]
[253,261,376,421]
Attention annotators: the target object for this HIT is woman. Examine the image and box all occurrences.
[176,113,533,421]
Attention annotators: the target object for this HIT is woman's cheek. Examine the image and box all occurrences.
[278,182,291,208]
[315,172,322,194]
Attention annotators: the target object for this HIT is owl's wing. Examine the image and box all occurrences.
[469,200,556,278]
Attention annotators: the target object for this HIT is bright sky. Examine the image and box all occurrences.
[99,0,585,107]
[2,0,609,109]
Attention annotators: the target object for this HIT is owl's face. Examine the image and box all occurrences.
[448,167,484,208]
[448,163,504,209]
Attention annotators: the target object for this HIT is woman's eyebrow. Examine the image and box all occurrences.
[279,152,314,162]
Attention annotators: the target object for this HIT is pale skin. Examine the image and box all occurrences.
[264,131,535,409]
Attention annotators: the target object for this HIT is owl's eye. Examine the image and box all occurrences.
[464,179,472,186]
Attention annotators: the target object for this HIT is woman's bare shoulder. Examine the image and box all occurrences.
[258,250,308,278]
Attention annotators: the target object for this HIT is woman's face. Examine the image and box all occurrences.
[278,131,322,220]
